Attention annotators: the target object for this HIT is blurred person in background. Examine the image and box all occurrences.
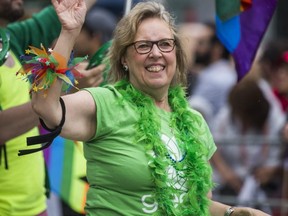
[178,22,214,97]
[256,40,287,143]
[0,0,100,215]
[70,6,117,91]
[73,6,117,58]
[211,78,282,214]
[272,45,288,215]
[0,1,61,215]
[257,42,288,208]
[258,39,288,113]
[188,22,237,126]
[271,50,288,113]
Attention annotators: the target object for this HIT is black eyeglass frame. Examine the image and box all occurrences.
[128,38,176,54]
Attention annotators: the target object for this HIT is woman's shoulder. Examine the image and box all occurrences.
[188,107,206,121]
[84,85,121,96]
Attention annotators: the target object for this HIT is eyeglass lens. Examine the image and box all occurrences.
[134,39,175,54]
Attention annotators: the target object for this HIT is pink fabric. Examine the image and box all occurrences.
[37,210,48,216]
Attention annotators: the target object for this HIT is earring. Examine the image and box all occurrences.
[123,65,129,72]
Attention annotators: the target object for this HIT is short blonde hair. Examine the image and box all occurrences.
[108,1,188,86]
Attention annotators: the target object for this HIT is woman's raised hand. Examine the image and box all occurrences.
[51,0,87,32]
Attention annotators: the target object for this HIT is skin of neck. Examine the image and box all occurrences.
[128,72,174,111]
[137,84,171,112]
[154,98,171,112]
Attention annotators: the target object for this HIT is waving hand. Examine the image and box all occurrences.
[51,0,87,32]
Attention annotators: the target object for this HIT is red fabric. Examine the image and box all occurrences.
[241,0,252,11]
[273,89,288,111]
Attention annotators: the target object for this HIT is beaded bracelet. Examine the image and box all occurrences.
[17,44,87,94]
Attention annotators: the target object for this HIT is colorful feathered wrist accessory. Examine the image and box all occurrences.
[17,44,87,93]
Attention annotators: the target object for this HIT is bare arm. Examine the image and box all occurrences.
[32,0,96,141]
[209,201,270,216]
[0,102,38,144]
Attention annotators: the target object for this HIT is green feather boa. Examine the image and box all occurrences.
[115,80,213,215]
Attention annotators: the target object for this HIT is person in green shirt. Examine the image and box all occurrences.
[0,0,102,215]
[0,3,60,215]
[29,0,271,215]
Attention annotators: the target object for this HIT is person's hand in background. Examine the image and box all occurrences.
[70,62,105,93]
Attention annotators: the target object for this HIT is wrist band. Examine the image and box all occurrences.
[18,97,66,156]
[224,207,235,216]
[18,45,87,94]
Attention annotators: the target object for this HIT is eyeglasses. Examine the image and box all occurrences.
[128,38,176,54]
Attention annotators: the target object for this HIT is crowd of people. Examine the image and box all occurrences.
[184,16,288,216]
[1,0,288,215]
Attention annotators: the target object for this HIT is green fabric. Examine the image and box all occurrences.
[83,84,216,215]
[216,0,241,21]
[7,6,60,59]
[87,40,112,86]
[0,6,61,216]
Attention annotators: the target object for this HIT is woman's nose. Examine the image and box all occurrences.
[149,44,162,57]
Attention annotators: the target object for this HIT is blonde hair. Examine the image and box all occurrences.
[108,1,188,86]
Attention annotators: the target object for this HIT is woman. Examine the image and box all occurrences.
[30,0,270,215]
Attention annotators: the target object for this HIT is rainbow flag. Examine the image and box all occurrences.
[44,137,88,214]
[215,0,278,80]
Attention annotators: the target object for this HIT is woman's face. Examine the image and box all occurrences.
[122,17,177,94]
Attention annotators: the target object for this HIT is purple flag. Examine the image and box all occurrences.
[216,0,278,80]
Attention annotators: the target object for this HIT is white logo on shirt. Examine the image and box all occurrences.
[141,133,187,214]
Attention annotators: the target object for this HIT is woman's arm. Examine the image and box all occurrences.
[209,201,271,216]
[31,0,96,141]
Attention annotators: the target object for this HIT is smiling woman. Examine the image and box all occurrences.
[25,0,271,215]
[119,17,178,102]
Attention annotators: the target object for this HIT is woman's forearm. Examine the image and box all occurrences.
[209,201,270,216]
[31,0,85,129]
[209,200,229,216]
[31,30,79,128]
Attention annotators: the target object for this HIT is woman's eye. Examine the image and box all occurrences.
[160,41,172,47]
[137,43,150,49]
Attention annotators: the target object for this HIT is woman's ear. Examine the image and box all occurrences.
[121,56,126,65]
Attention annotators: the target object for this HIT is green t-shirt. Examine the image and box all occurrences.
[84,86,216,215]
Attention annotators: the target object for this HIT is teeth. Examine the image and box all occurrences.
[147,66,164,72]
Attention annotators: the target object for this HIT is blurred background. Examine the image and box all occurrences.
[24,0,288,40]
